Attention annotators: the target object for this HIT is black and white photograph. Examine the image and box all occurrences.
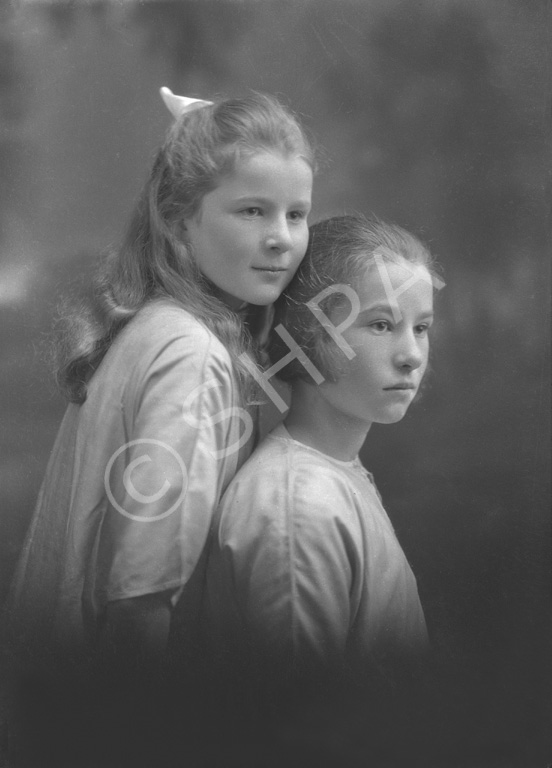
[0,1,550,766]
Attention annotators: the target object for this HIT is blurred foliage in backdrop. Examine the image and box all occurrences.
[0,0,550,763]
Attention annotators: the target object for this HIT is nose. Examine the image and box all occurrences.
[394,331,426,371]
[265,215,293,253]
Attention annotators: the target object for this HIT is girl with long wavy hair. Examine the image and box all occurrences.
[5,88,315,673]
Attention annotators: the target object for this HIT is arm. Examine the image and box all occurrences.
[98,315,245,662]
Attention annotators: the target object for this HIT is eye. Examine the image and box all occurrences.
[414,323,431,337]
[288,210,308,222]
[369,321,391,333]
[241,207,262,217]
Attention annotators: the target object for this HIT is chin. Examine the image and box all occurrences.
[246,289,283,306]
[377,409,410,425]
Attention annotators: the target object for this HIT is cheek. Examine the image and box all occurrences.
[207,223,247,263]
[335,353,373,391]
[299,225,310,252]
[421,354,430,378]
[415,348,430,387]
[421,339,430,368]
[290,223,308,255]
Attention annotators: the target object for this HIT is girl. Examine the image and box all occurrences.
[5,88,314,669]
[204,214,438,679]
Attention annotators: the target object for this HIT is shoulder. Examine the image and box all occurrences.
[129,301,227,354]
[213,433,366,604]
[218,430,362,533]
[86,300,237,411]
[109,300,233,377]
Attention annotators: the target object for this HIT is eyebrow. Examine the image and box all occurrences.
[358,304,434,319]
[233,196,311,207]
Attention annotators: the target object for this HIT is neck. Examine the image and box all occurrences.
[284,380,371,462]
[202,276,248,312]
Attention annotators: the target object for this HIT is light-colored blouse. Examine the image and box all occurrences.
[5,300,254,658]
[204,424,428,673]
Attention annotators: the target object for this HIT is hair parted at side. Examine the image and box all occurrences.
[57,92,316,404]
[268,214,438,384]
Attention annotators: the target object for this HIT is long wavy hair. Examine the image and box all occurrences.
[57,93,316,404]
[269,214,439,383]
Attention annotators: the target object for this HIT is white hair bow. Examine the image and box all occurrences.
[159,86,213,119]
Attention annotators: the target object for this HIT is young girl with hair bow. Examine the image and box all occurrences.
[5,87,314,671]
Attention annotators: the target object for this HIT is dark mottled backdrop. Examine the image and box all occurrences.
[0,0,550,765]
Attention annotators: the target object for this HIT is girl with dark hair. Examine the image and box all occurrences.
[5,88,314,668]
[204,214,440,679]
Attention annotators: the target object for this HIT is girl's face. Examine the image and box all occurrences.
[319,256,434,428]
[183,150,313,309]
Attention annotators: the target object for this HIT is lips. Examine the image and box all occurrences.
[252,267,287,272]
[384,384,416,390]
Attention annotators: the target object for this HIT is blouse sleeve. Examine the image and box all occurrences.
[212,455,361,668]
[97,324,248,606]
